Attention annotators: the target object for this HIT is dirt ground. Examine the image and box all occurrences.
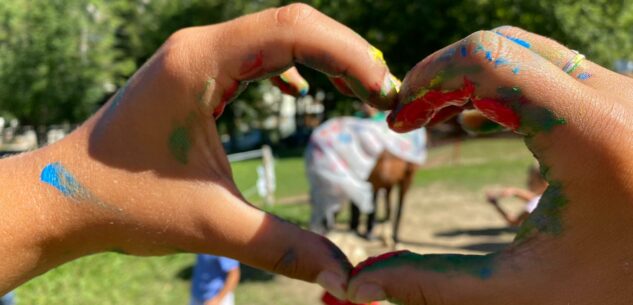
[238,185,526,305]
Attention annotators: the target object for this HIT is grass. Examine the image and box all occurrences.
[14,136,534,305]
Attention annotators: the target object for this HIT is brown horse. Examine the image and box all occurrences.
[350,150,417,244]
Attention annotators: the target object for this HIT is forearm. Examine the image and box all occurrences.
[507,188,536,201]
[215,269,240,302]
[0,146,97,293]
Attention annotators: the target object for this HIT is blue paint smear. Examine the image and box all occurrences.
[41,162,81,196]
[438,48,456,62]
[299,87,309,97]
[512,67,520,75]
[494,58,509,67]
[479,266,493,279]
[485,51,493,62]
[495,32,531,49]
[577,72,592,80]
[460,45,468,57]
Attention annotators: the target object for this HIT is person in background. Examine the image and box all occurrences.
[190,255,240,305]
[485,163,547,227]
[0,292,15,305]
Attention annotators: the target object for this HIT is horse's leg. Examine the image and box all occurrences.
[393,168,414,243]
[365,190,379,239]
[350,201,361,234]
[384,186,392,222]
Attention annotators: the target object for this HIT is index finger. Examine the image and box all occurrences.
[208,4,399,109]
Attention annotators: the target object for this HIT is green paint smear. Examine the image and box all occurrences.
[168,126,192,164]
[359,251,496,280]
[496,87,566,135]
[344,76,370,100]
[197,78,215,105]
[465,118,506,134]
[514,182,568,242]
[442,64,483,80]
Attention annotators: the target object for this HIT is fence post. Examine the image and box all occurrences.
[261,145,275,206]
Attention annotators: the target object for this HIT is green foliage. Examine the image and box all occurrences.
[1,0,632,124]
[0,0,133,126]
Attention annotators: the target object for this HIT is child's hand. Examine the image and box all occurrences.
[0,4,399,297]
[347,27,633,304]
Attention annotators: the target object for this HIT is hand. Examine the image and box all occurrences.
[204,298,220,305]
[0,4,399,297]
[347,26,633,304]
[485,193,499,206]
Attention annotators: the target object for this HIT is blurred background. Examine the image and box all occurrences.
[1,0,632,304]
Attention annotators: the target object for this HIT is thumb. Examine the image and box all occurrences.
[191,185,351,300]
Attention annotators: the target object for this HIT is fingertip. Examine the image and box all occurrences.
[349,283,386,304]
[316,270,348,301]
[271,67,310,97]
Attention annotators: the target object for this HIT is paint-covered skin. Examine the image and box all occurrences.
[1,3,413,299]
[40,162,120,211]
[347,26,633,305]
[270,67,310,97]
[458,109,507,134]
[352,251,496,280]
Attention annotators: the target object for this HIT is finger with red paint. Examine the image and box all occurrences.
[0,4,406,299]
[188,3,399,118]
[349,30,633,304]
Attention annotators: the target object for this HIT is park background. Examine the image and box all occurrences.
[1,0,632,304]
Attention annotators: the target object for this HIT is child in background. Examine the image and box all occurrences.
[190,255,240,305]
[485,163,548,227]
[0,292,15,305]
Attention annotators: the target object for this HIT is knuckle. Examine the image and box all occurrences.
[274,3,316,28]
[464,30,509,66]
[492,25,526,35]
[159,28,198,79]
[272,247,300,277]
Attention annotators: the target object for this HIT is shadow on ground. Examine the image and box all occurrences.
[435,227,516,237]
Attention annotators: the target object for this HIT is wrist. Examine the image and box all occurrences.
[0,146,101,292]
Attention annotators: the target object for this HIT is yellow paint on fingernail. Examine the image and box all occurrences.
[368,45,387,65]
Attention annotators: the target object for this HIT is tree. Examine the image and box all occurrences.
[0,0,133,127]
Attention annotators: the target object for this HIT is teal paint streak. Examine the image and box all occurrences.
[357,251,497,280]
[515,182,568,242]
[496,87,566,136]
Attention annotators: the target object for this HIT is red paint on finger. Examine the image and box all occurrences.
[472,98,520,130]
[331,77,355,96]
[428,105,464,126]
[388,77,475,132]
[322,292,379,305]
[351,250,409,277]
[239,50,264,78]
[270,76,298,96]
[213,81,241,119]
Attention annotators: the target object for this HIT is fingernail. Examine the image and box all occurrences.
[316,270,347,301]
[380,73,401,97]
[352,283,386,303]
[368,45,387,65]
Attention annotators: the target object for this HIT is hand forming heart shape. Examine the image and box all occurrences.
[2,5,633,305]
[348,26,633,305]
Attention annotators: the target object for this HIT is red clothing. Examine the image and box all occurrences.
[321,292,380,305]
